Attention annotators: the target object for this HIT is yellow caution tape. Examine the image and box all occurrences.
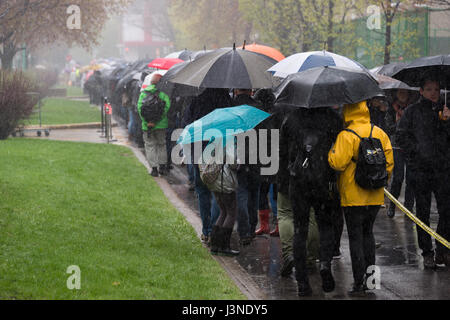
[384,188,450,249]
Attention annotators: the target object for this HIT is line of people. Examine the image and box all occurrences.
[136,71,450,297]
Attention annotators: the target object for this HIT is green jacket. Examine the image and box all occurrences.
[137,84,171,131]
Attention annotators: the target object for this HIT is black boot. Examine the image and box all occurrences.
[319,261,335,292]
[150,167,159,177]
[387,204,395,218]
[219,227,239,256]
[210,226,221,255]
[297,278,312,297]
[158,164,168,176]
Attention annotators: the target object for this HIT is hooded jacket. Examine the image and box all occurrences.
[328,101,394,207]
[137,84,171,131]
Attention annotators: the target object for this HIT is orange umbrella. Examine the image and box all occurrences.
[239,43,285,62]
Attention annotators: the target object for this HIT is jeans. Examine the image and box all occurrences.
[187,164,194,184]
[194,165,220,236]
[127,108,136,137]
[269,184,277,219]
[236,169,261,238]
[389,148,415,210]
[214,192,237,229]
[344,206,379,286]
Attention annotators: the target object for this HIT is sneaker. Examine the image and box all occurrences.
[348,284,366,297]
[280,256,295,278]
[150,167,159,177]
[201,234,209,244]
[435,252,446,267]
[423,253,436,269]
[297,280,313,297]
[320,264,335,293]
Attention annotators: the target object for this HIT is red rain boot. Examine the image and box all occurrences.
[255,209,270,235]
[270,221,279,237]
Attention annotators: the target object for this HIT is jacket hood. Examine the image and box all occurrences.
[343,100,370,127]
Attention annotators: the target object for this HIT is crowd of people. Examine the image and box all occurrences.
[116,65,450,297]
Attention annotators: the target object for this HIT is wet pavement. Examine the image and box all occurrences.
[19,124,450,300]
[165,164,450,300]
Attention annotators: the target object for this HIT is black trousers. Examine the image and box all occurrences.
[411,167,450,257]
[343,206,379,286]
[289,181,335,282]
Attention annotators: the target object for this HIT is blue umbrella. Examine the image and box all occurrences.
[177,105,270,145]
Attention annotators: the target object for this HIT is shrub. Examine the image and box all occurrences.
[0,71,37,140]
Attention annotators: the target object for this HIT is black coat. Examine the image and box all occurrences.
[396,97,450,171]
[279,108,342,196]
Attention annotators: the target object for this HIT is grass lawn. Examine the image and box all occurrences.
[52,84,85,97]
[0,139,245,300]
[26,98,100,126]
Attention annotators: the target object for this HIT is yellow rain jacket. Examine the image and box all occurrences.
[328,101,394,207]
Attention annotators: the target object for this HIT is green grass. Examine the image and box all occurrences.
[26,98,100,126]
[51,84,85,97]
[0,139,245,300]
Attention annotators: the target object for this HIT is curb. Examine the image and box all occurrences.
[23,122,118,130]
[125,144,267,300]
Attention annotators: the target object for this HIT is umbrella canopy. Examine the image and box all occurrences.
[274,66,383,109]
[148,58,184,70]
[392,54,450,88]
[165,49,194,61]
[168,46,276,90]
[375,74,418,91]
[239,43,285,62]
[371,62,407,77]
[177,105,270,145]
[156,61,205,97]
[268,50,369,78]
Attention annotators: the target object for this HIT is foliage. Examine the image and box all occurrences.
[0,71,37,139]
[0,0,133,69]
[25,68,59,98]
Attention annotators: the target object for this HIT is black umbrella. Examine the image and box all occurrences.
[274,66,383,108]
[375,74,418,91]
[372,62,407,77]
[168,45,276,90]
[392,54,450,88]
[156,61,205,97]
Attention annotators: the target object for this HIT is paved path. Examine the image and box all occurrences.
[19,123,450,300]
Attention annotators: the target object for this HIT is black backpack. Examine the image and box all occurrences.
[141,90,165,124]
[344,124,388,189]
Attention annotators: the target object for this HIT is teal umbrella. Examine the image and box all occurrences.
[177,105,270,145]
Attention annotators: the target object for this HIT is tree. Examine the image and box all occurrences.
[167,0,253,50]
[0,0,132,69]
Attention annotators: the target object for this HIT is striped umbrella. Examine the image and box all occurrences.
[268,50,369,78]
[168,46,276,90]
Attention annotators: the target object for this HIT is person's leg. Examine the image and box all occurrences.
[143,131,158,171]
[290,182,312,296]
[256,181,271,235]
[413,171,434,260]
[155,129,168,173]
[388,149,405,217]
[404,161,415,211]
[433,173,450,262]
[306,209,320,266]
[247,173,261,235]
[344,206,366,288]
[236,171,251,241]
[194,165,212,239]
[333,205,344,257]
[361,206,380,276]
[216,192,239,256]
[210,193,221,228]
[277,191,295,276]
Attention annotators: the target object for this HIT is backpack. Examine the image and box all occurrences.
[141,90,165,124]
[344,124,388,189]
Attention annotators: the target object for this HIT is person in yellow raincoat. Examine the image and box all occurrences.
[328,100,394,296]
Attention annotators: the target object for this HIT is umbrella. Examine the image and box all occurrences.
[267,50,370,78]
[156,61,205,97]
[239,43,285,62]
[177,105,270,145]
[393,54,450,103]
[274,66,383,109]
[148,58,184,70]
[371,62,407,77]
[168,46,276,90]
[392,54,450,88]
[165,49,194,61]
[190,50,213,61]
[375,74,418,91]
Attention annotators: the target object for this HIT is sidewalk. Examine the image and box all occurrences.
[21,123,450,300]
